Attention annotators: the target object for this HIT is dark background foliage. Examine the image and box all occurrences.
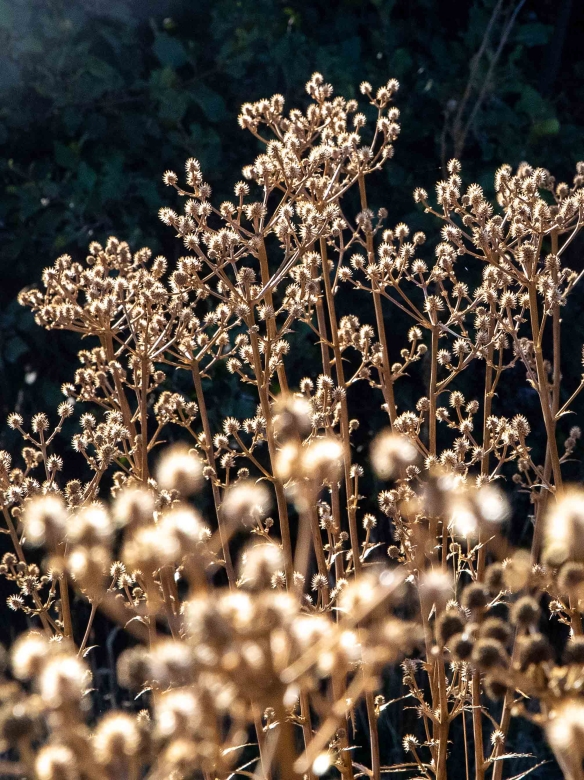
[1,0,583,776]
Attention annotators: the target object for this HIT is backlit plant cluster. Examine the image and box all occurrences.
[2,73,584,779]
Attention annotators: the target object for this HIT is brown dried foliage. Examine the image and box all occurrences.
[1,73,584,780]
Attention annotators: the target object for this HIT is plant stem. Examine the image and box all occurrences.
[78,600,98,656]
[357,175,398,426]
[246,309,294,583]
[527,279,563,493]
[320,238,361,576]
[191,360,236,586]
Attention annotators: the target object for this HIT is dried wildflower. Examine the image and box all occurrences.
[39,654,91,709]
[479,618,512,646]
[518,633,553,670]
[4,74,584,780]
[437,609,466,645]
[22,494,67,547]
[546,700,584,777]
[302,437,343,483]
[35,744,79,780]
[240,543,284,588]
[117,646,151,690]
[451,632,474,661]
[11,632,50,680]
[69,504,112,546]
[112,487,155,528]
[510,596,541,629]
[461,582,488,611]
[156,445,203,495]
[485,562,505,594]
[472,638,508,670]
[544,489,584,566]
[370,430,418,480]
[221,481,271,527]
[93,712,141,764]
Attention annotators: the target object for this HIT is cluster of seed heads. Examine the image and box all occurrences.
[3,73,584,780]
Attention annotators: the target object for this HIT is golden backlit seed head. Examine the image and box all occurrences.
[239,543,284,588]
[155,689,202,738]
[546,700,584,779]
[93,712,141,763]
[544,489,584,566]
[370,430,417,480]
[301,436,343,483]
[35,744,79,780]
[11,632,50,680]
[22,494,67,547]
[112,487,155,528]
[156,444,204,495]
[69,504,112,546]
[39,655,91,709]
[221,480,271,527]
[273,394,312,440]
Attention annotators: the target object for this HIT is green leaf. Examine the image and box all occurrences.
[515,86,547,119]
[153,33,188,68]
[0,0,15,30]
[5,336,28,363]
[515,23,552,47]
[191,84,227,122]
[149,66,177,95]
[54,141,78,169]
[0,60,20,91]
[531,117,560,137]
[78,161,97,192]
[85,56,119,83]
[158,90,190,123]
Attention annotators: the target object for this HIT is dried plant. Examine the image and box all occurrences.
[2,72,584,780]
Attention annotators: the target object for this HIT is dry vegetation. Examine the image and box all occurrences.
[1,73,584,779]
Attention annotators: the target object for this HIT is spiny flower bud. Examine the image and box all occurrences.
[402,734,419,753]
[518,633,552,670]
[461,582,487,611]
[479,618,512,646]
[436,609,465,645]
[450,632,473,661]
[510,596,540,629]
[471,638,508,670]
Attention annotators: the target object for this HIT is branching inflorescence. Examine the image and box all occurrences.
[1,73,584,780]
